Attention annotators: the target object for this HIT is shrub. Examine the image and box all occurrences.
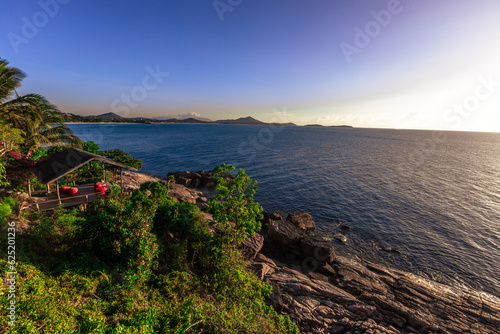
[208,163,263,244]
[75,182,172,285]
[0,197,16,226]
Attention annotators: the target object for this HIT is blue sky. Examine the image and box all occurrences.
[2,0,500,131]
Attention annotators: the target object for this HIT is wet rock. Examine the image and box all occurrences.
[334,233,347,243]
[287,212,316,231]
[340,224,352,230]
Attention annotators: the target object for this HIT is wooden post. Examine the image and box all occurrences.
[56,179,61,204]
[36,203,40,211]
[27,178,31,197]
[46,183,50,194]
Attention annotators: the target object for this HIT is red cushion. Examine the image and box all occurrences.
[60,186,70,193]
[94,182,107,192]
[69,187,79,194]
[95,186,107,192]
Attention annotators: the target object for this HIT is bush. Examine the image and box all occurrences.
[208,163,263,244]
[75,182,172,285]
[0,197,16,226]
[3,174,299,333]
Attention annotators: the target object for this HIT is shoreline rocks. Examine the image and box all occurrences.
[256,211,500,333]
[167,170,217,188]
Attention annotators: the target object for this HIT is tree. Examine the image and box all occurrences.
[0,59,81,156]
[0,122,24,157]
[208,163,263,244]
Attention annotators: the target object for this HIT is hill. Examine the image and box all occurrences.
[216,116,266,125]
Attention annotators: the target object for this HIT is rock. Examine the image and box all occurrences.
[263,211,282,221]
[192,178,201,187]
[254,253,277,268]
[267,219,304,247]
[196,203,209,210]
[167,170,217,188]
[308,272,330,282]
[169,184,203,204]
[296,296,321,310]
[340,224,352,230]
[261,211,283,228]
[334,233,347,243]
[316,305,336,318]
[241,232,264,260]
[287,212,316,231]
[196,196,207,203]
[318,263,336,276]
[252,262,274,280]
[300,236,336,263]
[176,177,191,187]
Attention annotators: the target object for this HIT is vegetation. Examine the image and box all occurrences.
[0,178,299,333]
[0,59,81,157]
[209,163,263,244]
[0,59,299,333]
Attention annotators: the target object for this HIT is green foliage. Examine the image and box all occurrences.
[208,163,263,244]
[0,123,24,157]
[100,148,144,170]
[0,160,8,187]
[83,140,100,154]
[75,182,171,285]
[0,177,299,333]
[0,197,16,225]
[28,146,48,162]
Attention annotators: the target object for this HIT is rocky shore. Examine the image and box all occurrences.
[124,171,500,334]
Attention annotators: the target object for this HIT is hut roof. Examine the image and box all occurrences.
[33,148,138,184]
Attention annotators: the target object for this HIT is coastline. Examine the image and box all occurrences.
[124,170,500,333]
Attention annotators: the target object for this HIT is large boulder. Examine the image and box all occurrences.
[167,170,217,188]
[267,219,304,247]
[287,212,316,231]
[300,236,336,263]
[241,232,264,260]
[260,212,283,228]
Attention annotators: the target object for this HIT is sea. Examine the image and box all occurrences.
[70,123,500,298]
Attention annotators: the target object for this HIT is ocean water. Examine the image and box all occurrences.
[70,123,500,297]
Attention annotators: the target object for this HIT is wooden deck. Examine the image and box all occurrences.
[32,183,111,212]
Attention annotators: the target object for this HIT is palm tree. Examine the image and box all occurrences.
[0,59,81,156]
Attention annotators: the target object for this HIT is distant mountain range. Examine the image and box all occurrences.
[305,124,353,128]
[62,112,349,128]
[152,115,213,122]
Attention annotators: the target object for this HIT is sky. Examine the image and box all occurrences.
[2,0,500,132]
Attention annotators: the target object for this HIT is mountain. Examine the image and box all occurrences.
[216,116,266,125]
[181,117,208,123]
[93,112,124,119]
[152,115,213,122]
[327,125,353,128]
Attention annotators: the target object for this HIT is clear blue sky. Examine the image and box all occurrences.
[2,0,500,131]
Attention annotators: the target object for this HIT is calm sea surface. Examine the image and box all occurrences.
[70,124,500,297]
